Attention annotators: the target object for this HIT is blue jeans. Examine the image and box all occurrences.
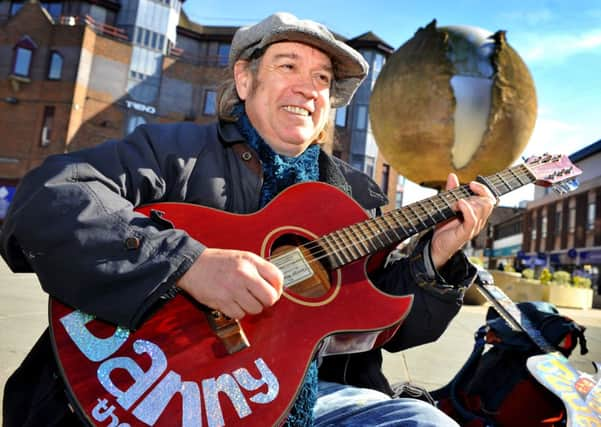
[313,381,459,426]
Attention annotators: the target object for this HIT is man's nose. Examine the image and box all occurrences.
[292,73,319,99]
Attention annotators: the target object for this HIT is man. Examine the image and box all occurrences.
[1,12,496,426]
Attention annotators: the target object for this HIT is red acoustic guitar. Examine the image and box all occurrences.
[49,154,581,426]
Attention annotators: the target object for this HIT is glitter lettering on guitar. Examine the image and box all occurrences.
[61,310,280,426]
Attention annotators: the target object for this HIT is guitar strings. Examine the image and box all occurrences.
[295,170,522,260]
[272,170,522,268]
[268,167,532,271]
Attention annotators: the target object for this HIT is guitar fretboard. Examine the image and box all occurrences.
[313,163,535,269]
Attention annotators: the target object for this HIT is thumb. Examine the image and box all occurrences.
[255,256,284,296]
[446,173,460,191]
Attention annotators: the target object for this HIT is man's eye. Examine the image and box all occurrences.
[317,73,331,85]
[281,63,294,70]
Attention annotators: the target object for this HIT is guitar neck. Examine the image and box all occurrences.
[474,281,556,354]
[318,163,536,269]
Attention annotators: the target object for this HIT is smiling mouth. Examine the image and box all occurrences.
[283,105,311,117]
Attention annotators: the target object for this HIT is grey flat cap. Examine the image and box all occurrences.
[230,12,369,107]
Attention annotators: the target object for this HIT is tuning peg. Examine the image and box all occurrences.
[565,179,580,191]
[561,167,574,175]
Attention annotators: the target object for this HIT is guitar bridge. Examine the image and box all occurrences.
[205,310,250,354]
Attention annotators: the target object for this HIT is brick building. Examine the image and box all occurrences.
[520,140,601,275]
[0,1,405,221]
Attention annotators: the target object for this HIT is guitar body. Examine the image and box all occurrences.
[50,182,413,427]
[527,352,601,426]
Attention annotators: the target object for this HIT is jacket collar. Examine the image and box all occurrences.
[320,152,388,211]
[218,120,246,146]
[218,120,387,211]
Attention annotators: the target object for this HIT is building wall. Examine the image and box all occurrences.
[0,4,82,176]
[1,2,407,216]
[522,174,601,268]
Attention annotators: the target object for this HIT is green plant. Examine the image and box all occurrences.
[539,268,552,285]
[522,268,535,280]
[572,276,592,289]
[552,270,571,286]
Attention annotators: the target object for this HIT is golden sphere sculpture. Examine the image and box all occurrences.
[370,20,537,187]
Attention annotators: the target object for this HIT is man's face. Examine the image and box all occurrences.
[234,42,333,157]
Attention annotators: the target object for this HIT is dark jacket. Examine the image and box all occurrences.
[1,121,475,425]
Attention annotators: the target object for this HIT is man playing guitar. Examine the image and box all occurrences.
[1,12,496,427]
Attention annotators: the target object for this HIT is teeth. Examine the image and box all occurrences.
[283,106,310,116]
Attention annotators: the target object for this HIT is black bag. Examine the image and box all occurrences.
[3,329,82,427]
[433,301,588,427]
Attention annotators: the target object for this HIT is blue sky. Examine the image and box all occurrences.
[183,1,601,206]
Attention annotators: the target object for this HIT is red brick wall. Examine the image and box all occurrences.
[0,4,81,177]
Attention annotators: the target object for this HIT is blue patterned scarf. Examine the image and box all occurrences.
[232,104,320,208]
[233,104,319,426]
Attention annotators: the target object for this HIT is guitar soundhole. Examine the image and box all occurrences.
[270,234,334,300]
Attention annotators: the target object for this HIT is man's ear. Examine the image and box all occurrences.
[234,60,251,100]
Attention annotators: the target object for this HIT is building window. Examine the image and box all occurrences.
[365,157,375,178]
[88,5,107,24]
[134,27,164,51]
[351,154,375,179]
[13,47,32,76]
[12,36,37,78]
[218,43,230,67]
[381,163,390,194]
[555,210,562,233]
[355,105,368,130]
[11,1,62,19]
[47,51,63,80]
[135,27,144,45]
[126,115,147,135]
[373,53,385,79]
[40,106,55,146]
[395,176,405,209]
[541,215,547,239]
[587,202,596,231]
[10,1,24,15]
[42,1,62,19]
[360,49,373,63]
[569,207,576,233]
[203,90,217,116]
[335,106,347,127]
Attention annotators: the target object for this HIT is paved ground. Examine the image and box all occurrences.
[382,304,601,392]
[1,258,600,424]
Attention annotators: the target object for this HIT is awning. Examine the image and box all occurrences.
[0,186,16,219]
[579,249,601,264]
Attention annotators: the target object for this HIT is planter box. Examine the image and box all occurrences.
[490,271,549,302]
[464,283,488,305]
[547,286,593,310]
[496,279,549,302]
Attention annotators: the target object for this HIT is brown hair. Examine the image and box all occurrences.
[217,57,261,121]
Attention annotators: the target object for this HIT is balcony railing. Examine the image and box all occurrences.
[167,47,229,67]
[83,15,128,41]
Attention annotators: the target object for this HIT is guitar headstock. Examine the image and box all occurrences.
[525,154,582,193]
